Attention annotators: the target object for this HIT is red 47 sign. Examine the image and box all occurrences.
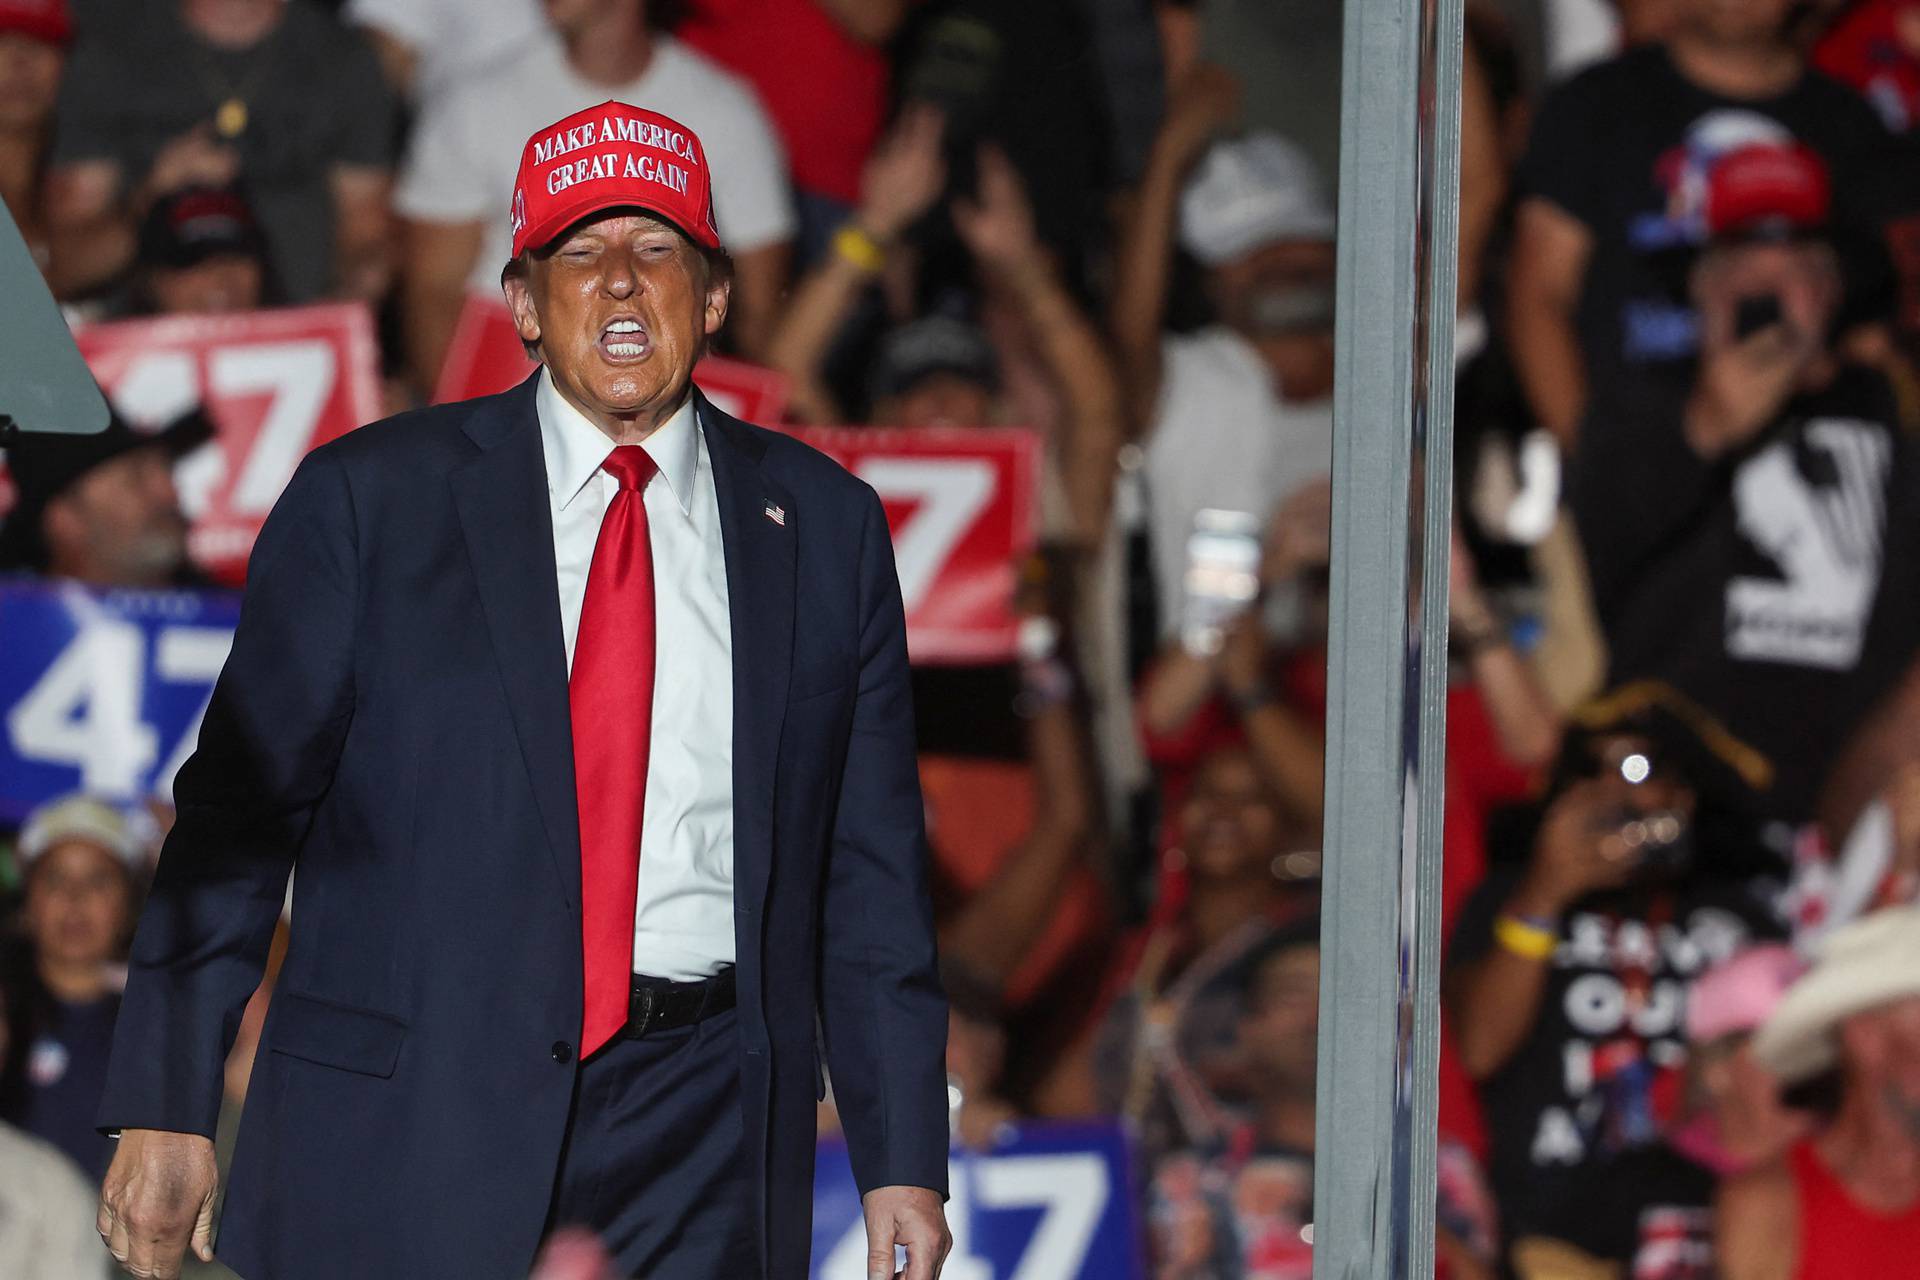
[788,426,1040,664]
[75,304,381,584]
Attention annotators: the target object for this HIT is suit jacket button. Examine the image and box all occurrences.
[551,1040,573,1063]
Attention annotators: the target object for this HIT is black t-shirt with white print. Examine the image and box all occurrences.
[1572,364,1920,824]
[1452,863,1781,1273]
[1519,44,1908,381]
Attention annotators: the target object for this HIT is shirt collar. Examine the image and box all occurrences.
[535,369,699,516]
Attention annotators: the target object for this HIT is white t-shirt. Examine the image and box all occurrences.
[0,1122,108,1280]
[345,0,545,106]
[1142,326,1333,637]
[395,33,795,290]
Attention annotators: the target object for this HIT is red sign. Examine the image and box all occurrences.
[74,304,382,584]
[788,426,1040,664]
[433,292,789,424]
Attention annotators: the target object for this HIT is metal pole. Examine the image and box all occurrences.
[1313,0,1463,1271]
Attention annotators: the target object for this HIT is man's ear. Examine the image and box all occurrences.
[502,272,543,350]
[704,274,732,338]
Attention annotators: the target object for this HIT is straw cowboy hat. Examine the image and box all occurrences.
[1752,903,1920,1084]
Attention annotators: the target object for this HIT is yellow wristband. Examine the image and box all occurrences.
[832,223,886,273]
[1494,914,1558,961]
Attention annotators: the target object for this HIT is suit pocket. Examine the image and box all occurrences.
[269,990,409,1078]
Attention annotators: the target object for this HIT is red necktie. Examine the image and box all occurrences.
[571,445,658,1057]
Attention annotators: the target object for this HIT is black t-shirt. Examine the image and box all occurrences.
[1571,365,1920,824]
[50,1,397,302]
[6,992,121,1182]
[1519,45,1908,379]
[1452,865,1780,1268]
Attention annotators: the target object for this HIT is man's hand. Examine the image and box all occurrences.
[1514,780,1638,917]
[1684,248,1828,459]
[97,1128,219,1279]
[862,1184,951,1280]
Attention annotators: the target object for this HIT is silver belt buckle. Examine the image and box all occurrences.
[631,985,657,1038]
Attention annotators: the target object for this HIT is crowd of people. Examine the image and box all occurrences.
[4,0,1920,1276]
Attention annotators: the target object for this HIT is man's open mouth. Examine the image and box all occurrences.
[598,316,651,362]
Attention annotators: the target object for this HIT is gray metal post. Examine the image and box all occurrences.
[1312,0,1464,1270]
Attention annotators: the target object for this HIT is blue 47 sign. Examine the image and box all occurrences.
[0,581,240,825]
[810,1122,1143,1279]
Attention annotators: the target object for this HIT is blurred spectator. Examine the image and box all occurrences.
[1813,0,1920,133]
[1668,944,1810,1176]
[42,0,397,304]
[1145,926,1500,1280]
[769,107,1124,548]
[1507,0,1906,444]
[1721,904,1920,1276]
[930,576,1116,1109]
[1050,743,1316,1167]
[892,0,1114,282]
[1144,923,1319,1280]
[1137,584,1330,837]
[940,964,1019,1151]
[1192,0,1341,189]
[1569,157,1920,827]
[395,0,794,387]
[0,795,141,1183]
[0,982,108,1280]
[131,183,268,315]
[0,410,207,587]
[0,0,69,271]
[1110,69,1334,640]
[676,0,899,263]
[345,0,543,105]
[1448,697,1783,1276]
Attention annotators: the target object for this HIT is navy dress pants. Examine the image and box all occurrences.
[544,1007,757,1277]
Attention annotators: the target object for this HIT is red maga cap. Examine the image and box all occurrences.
[1703,141,1832,241]
[0,0,73,43]
[508,101,721,260]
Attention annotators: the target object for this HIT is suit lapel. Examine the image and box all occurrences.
[700,391,794,920]
[450,376,583,913]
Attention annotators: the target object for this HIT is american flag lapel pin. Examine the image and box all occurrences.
[763,501,786,527]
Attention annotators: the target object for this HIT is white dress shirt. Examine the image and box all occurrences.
[537,371,735,981]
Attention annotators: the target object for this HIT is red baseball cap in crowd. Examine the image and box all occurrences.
[0,0,72,43]
[508,101,721,261]
[1703,141,1832,242]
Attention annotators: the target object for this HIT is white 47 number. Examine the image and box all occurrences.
[6,622,231,800]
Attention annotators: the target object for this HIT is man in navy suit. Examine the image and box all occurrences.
[93,101,952,1280]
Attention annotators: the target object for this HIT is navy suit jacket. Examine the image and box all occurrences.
[96,378,950,1279]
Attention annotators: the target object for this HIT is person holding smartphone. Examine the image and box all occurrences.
[1447,691,1785,1277]
[1568,141,1920,831]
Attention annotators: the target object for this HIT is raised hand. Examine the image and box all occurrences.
[951,145,1043,275]
[856,104,948,243]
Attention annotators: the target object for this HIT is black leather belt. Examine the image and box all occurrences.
[624,966,736,1039]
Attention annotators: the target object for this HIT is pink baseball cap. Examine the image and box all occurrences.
[508,101,721,261]
[1686,943,1805,1044]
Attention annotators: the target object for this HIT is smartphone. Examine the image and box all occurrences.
[1180,509,1263,656]
[1734,293,1784,340]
